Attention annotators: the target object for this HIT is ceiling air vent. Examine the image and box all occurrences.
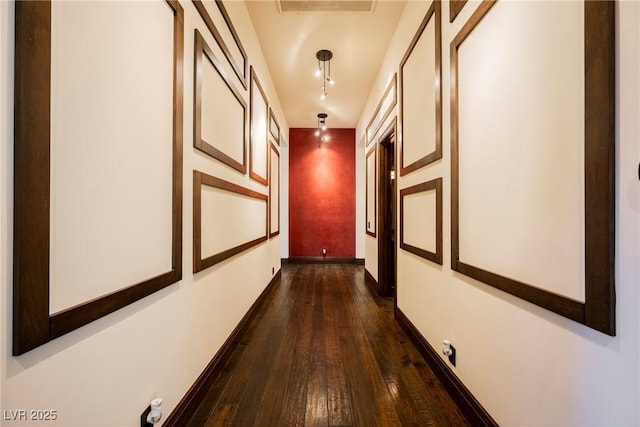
[278,0,375,13]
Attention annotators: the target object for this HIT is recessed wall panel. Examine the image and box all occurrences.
[457,1,585,301]
[400,1,441,175]
[201,61,243,160]
[13,0,183,354]
[451,0,615,334]
[404,193,437,253]
[195,30,246,172]
[193,171,267,272]
[250,67,268,185]
[403,20,435,165]
[201,188,266,258]
[49,1,175,313]
[400,178,442,264]
[269,142,280,237]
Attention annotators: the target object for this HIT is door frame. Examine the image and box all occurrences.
[377,119,397,300]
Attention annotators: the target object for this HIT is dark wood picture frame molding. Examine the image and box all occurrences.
[366,73,397,146]
[194,29,247,173]
[249,66,269,185]
[399,0,442,176]
[400,178,443,265]
[449,0,468,23]
[13,0,184,355]
[269,107,280,145]
[193,171,268,273]
[268,142,280,238]
[450,0,615,335]
[365,145,377,238]
[192,0,248,90]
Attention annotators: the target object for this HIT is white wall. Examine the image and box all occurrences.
[365,229,378,280]
[357,0,639,425]
[1,1,288,425]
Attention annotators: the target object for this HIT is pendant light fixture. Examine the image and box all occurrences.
[315,49,334,100]
[316,113,330,142]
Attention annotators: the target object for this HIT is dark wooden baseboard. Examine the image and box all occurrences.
[395,309,498,427]
[355,258,365,265]
[364,268,384,297]
[163,269,282,426]
[285,257,360,264]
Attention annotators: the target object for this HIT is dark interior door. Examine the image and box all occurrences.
[378,132,396,298]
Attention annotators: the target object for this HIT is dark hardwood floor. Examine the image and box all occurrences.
[186,263,470,426]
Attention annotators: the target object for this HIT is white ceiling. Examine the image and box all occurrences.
[245,0,406,130]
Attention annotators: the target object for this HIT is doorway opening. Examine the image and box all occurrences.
[377,121,397,300]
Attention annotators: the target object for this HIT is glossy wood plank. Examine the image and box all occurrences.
[186,264,470,426]
[305,274,329,426]
[324,268,353,426]
[349,266,453,426]
[336,266,402,426]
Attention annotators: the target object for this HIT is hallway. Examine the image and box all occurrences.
[186,264,469,426]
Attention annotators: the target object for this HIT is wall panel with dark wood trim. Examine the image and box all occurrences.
[399,178,442,265]
[13,0,184,355]
[249,67,269,185]
[193,28,247,173]
[450,0,615,335]
[399,0,442,176]
[269,142,281,238]
[193,171,268,273]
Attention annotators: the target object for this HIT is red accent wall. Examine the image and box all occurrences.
[289,128,356,258]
